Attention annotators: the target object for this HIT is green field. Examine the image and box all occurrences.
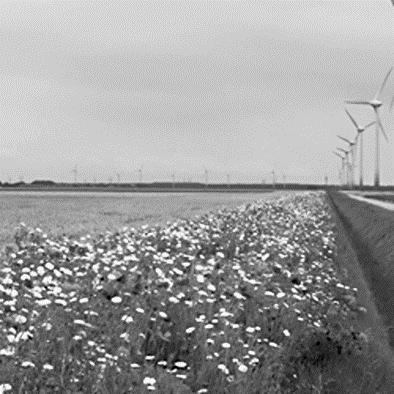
[0,191,278,247]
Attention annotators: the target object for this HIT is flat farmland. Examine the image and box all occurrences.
[0,191,280,246]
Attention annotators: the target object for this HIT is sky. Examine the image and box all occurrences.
[0,0,393,184]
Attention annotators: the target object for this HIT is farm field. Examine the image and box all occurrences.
[0,191,278,247]
[1,191,385,393]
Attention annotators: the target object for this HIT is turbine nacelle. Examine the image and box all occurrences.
[337,135,355,147]
[369,99,383,108]
[337,147,349,155]
[344,108,374,136]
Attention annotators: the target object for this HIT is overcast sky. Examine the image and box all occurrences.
[0,0,393,184]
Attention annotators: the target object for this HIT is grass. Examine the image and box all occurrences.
[329,191,394,348]
[0,192,375,393]
[327,192,394,392]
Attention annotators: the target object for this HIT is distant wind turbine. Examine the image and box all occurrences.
[337,147,351,187]
[344,109,375,187]
[203,168,208,186]
[171,173,175,188]
[271,170,276,189]
[337,135,356,187]
[332,151,345,186]
[138,166,143,183]
[346,67,392,187]
[72,165,78,183]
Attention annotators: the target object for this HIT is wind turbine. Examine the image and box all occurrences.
[72,165,78,183]
[171,173,175,188]
[346,67,392,187]
[271,169,276,189]
[344,109,375,188]
[337,135,356,188]
[337,147,351,187]
[139,167,143,183]
[332,151,345,186]
[203,168,208,187]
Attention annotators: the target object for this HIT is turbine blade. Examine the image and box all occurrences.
[374,67,393,100]
[363,121,375,130]
[337,135,351,144]
[336,151,344,158]
[345,108,359,129]
[345,100,370,105]
[376,113,389,142]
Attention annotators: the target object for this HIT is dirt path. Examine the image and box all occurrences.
[346,192,394,211]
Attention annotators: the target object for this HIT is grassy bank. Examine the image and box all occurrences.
[327,192,394,392]
[363,193,394,203]
[0,192,371,392]
[329,191,394,348]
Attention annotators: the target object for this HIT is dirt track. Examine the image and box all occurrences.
[327,191,394,387]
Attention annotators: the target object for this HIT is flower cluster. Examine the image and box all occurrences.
[0,192,361,392]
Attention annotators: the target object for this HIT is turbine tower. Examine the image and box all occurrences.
[204,168,208,186]
[337,147,351,187]
[171,173,175,188]
[344,109,375,188]
[346,67,392,187]
[332,151,345,186]
[271,170,276,189]
[138,166,143,183]
[72,165,78,183]
[337,135,356,188]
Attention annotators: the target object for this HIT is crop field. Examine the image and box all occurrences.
[1,191,385,393]
[0,191,273,247]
